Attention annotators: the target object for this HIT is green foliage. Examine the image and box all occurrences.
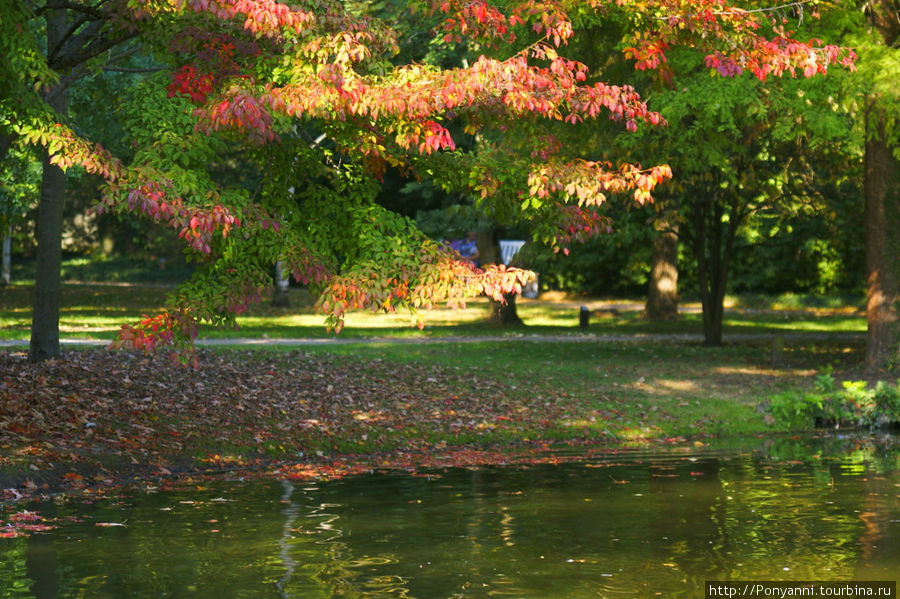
[527,214,654,295]
[769,391,824,430]
[0,143,40,230]
[769,369,900,430]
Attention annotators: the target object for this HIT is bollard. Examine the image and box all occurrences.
[579,305,590,330]
[771,333,784,367]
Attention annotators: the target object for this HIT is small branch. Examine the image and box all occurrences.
[103,66,164,73]
[651,0,814,20]
[52,29,138,71]
[35,0,105,19]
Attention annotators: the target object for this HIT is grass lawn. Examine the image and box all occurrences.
[0,282,867,342]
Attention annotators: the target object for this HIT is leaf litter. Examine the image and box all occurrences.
[1,347,619,503]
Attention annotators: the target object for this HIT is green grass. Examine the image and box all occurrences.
[12,254,194,285]
[217,334,868,442]
[0,283,867,343]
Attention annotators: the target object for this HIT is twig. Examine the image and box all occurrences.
[651,0,814,20]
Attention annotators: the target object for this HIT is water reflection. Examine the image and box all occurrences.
[1,435,898,598]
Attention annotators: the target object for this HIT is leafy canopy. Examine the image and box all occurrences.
[0,0,853,356]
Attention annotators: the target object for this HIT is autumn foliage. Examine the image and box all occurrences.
[1,0,854,354]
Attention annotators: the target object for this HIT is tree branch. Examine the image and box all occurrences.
[48,15,100,66]
[35,0,105,19]
[652,0,815,20]
[52,29,138,71]
[103,66,164,73]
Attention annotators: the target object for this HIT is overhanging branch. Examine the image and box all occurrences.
[651,0,814,20]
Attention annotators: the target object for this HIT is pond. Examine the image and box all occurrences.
[1,434,898,598]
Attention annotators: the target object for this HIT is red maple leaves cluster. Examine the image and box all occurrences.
[183,0,315,39]
[621,0,855,81]
[99,178,241,254]
[111,311,198,358]
[166,32,258,104]
[552,205,615,254]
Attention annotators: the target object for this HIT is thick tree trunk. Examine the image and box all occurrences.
[863,4,900,375]
[29,11,69,362]
[644,217,679,320]
[490,292,523,325]
[30,141,67,361]
[863,114,899,374]
[477,229,523,326]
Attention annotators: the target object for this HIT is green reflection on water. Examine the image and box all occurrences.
[2,435,898,598]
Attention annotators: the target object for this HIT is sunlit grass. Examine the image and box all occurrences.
[0,282,867,343]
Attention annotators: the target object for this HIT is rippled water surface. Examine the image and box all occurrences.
[2,435,898,598]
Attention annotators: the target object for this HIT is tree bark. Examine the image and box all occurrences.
[0,133,12,286]
[477,229,523,326]
[863,112,899,374]
[30,11,69,363]
[687,194,740,346]
[862,3,900,375]
[1,226,10,286]
[644,216,679,320]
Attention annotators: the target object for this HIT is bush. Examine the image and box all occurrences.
[768,370,900,430]
[769,391,822,429]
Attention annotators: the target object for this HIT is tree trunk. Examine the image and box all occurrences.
[272,260,291,307]
[0,133,12,286]
[690,195,739,346]
[490,291,524,325]
[863,112,899,374]
[477,229,523,326]
[1,226,10,286]
[863,4,900,375]
[644,217,679,320]
[29,11,69,363]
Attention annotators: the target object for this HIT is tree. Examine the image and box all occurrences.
[645,208,679,320]
[1,0,852,360]
[614,22,859,344]
[857,0,900,373]
[1,0,137,361]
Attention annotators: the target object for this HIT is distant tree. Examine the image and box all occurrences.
[617,29,860,344]
[0,141,41,286]
[645,208,679,320]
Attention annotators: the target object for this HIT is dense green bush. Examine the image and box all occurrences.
[769,369,900,430]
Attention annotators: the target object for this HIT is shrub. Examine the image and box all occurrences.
[768,371,900,430]
[769,391,822,430]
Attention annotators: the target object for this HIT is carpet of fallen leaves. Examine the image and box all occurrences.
[1,348,610,502]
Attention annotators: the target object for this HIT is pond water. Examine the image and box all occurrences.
[1,435,898,598]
